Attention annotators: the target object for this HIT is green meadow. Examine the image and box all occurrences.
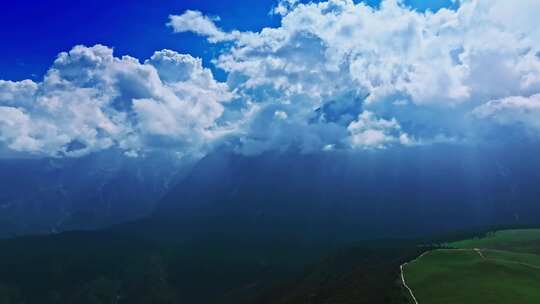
[450,229,540,254]
[403,229,540,304]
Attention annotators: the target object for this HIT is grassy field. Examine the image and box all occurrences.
[403,229,540,304]
[449,229,540,254]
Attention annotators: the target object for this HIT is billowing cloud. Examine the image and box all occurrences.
[167,0,540,153]
[272,0,300,16]
[348,111,412,149]
[2,0,540,158]
[0,80,38,107]
[473,94,540,132]
[167,10,241,43]
[0,45,232,157]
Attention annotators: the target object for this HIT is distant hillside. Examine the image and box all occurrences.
[155,145,540,242]
[0,151,186,237]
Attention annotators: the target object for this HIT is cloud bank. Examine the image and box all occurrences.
[0,46,232,157]
[2,0,540,157]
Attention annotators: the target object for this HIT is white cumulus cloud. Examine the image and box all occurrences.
[0,45,232,157]
[348,111,412,149]
[2,0,540,158]
[472,94,540,132]
[167,0,540,152]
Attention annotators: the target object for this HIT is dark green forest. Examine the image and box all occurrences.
[0,228,428,304]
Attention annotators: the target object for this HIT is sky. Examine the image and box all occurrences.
[0,0,278,81]
[0,0,455,81]
[0,0,539,159]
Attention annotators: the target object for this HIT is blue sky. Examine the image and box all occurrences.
[0,0,456,81]
[0,0,538,159]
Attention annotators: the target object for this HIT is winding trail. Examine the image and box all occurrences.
[474,248,486,259]
[471,247,540,269]
[489,258,540,269]
[479,249,540,270]
[400,247,540,304]
[400,251,430,304]
[400,263,419,304]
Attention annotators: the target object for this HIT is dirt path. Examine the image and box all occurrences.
[400,247,540,304]
[399,247,540,304]
[400,263,419,304]
[490,258,540,269]
[471,248,540,270]
[474,248,486,259]
[400,251,431,304]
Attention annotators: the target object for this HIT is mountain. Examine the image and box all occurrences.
[154,144,540,243]
[3,142,538,240]
[0,151,187,237]
[0,144,539,303]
